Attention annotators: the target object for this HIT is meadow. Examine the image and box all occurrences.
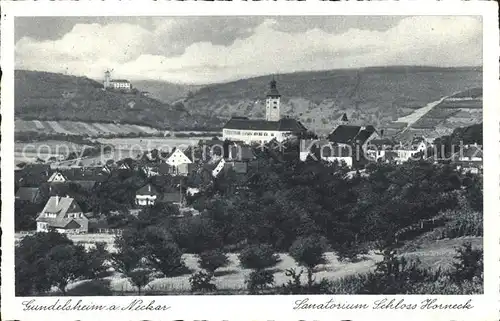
[58,236,482,294]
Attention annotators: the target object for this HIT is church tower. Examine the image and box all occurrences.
[265,77,281,121]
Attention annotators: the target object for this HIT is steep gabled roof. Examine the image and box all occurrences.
[328,125,377,145]
[37,196,82,222]
[327,125,362,144]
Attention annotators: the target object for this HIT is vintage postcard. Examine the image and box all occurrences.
[1,1,499,320]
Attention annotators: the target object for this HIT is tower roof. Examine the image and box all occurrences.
[267,78,281,97]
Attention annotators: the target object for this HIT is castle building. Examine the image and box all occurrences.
[103,70,132,91]
[222,78,307,144]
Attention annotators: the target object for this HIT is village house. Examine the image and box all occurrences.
[300,139,354,167]
[223,79,308,144]
[365,138,397,162]
[36,196,90,233]
[157,189,185,207]
[327,124,379,149]
[135,183,159,206]
[393,136,429,164]
[453,144,483,174]
[165,148,196,176]
[46,168,106,191]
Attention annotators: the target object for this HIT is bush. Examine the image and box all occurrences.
[441,209,483,238]
[197,250,229,274]
[450,242,483,284]
[189,271,217,293]
[361,248,439,294]
[238,244,280,270]
[280,268,332,294]
[246,269,274,294]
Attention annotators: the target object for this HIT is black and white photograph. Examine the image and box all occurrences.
[1,2,499,320]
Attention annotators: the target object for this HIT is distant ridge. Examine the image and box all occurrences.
[15,67,482,136]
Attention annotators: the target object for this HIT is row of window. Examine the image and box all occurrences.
[225,130,275,137]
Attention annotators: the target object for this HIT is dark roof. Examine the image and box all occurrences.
[158,192,183,203]
[355,127,376,143]
[340,113,349,122]
[55,169,108,182]
[15,187,40,202]
[328,125,377,145]
[228,145,254,161]
[110,79,130,83]
[136,183,159,196]
[224,117,307,132]
[368,138,396,148]
[327,125,362,144]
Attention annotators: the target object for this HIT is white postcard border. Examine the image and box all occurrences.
[1,1,499,321]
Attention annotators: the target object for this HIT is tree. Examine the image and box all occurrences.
[197,249,229,274]
[450,242,483,284]
[245,270,274,294]
[111,232,144,275]
[238,244,280,271]
[141,226,187,277]
[189,270,217,293]
[128,268,154,295]
[83,242,109,279]
[289,235,328,287]
[44,244,88,295]
[15,231,73,295]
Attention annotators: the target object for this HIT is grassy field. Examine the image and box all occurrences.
[31,233,479,294]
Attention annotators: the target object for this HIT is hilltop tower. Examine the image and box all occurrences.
[104,70,112,89]
[265,77,281,121]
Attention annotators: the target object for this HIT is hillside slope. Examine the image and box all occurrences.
[132,80,203,103]
[183,66,482,135]
[15,70,222,130]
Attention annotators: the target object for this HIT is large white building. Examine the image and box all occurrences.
[222,79,307,144]
[103,70,132,91]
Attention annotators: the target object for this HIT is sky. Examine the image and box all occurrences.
[15,16,483,84]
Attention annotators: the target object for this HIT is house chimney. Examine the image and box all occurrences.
[55,195,59,206]
[148,184,151,193]
[380,129,384,137]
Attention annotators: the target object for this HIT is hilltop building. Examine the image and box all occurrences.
[223,78,307,144]
[103,70,132,91]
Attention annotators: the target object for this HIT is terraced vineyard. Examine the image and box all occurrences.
[15,119,161,137]
[394,87,482,141]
